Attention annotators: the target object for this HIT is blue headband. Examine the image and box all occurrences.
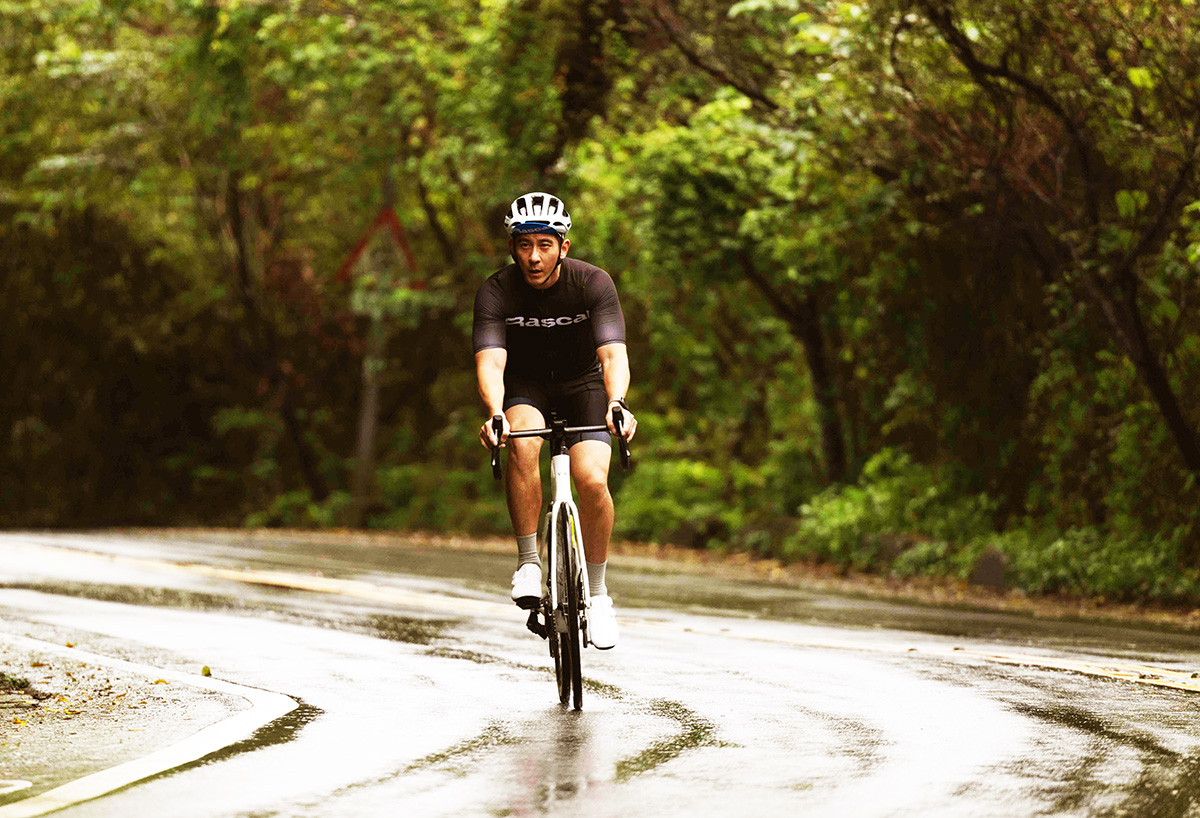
[510,222,564,237]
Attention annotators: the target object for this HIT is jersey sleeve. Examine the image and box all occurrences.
[472,278,507,353]
[587,269,626,348]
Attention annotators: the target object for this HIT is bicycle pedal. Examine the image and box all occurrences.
[525,610,548,640]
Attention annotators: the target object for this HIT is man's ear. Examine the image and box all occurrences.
[559,238,571,259]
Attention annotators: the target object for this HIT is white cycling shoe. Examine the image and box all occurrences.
[587,594,619,650]
[511,563,542,610]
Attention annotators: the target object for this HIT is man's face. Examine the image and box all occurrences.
[510,233,569,290]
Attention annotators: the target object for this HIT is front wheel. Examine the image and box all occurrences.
[547,596,568,705]
[560,509,583,711]
[550,513,572,706]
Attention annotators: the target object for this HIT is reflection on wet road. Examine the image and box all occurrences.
[4,532,1200,817]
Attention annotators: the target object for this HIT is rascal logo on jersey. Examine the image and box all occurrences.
[505,312,590,328]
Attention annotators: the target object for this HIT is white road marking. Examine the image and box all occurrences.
[0,634,297,818]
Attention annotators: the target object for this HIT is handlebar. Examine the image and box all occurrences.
[488,411,633,481]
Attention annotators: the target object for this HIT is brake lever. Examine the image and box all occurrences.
[612,408,632,471]
[490,414,504,481]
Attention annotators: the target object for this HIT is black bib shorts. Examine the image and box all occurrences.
[503,363,610,447]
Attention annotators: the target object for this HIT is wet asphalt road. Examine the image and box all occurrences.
[4,532,1200,817]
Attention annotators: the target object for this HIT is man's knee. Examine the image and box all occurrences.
[507,438,542,474]
[573,467,611,504]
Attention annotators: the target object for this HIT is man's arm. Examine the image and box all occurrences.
[476,348,509,448]
[597,342,636,441]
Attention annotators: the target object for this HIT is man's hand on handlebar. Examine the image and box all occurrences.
[480,413,510,450]
[606,401,637,442]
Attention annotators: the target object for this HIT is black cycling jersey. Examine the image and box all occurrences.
[472,257,626,381]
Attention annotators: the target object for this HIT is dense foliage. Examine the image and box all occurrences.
[5,0,1200,603]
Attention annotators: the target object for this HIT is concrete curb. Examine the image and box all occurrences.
[0,634,297,818]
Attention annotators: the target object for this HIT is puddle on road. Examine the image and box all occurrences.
[293,722,519,808]
[138,699,323,787]
[404,723,518,774]
[1013,702,1176,759]
[3,582,458,648]
[614,699,724,781]
[583,677,623,698]
[426,647,510,666]
[0,582,255,612]
[196,701,323,765]
[1008,700,1200,818]
[369,614,453,645]
[425,646,626,705]
[1102,750,1200,818]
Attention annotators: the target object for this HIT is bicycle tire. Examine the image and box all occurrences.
[551,512,572,705]
[547,596,568,705]
[560,509,584,710]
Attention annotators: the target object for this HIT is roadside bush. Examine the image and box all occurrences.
[774,444,1200,604]
[890,538,984,580]
[999,525,1200,603]
[245,489,352,528]
[614,458,755,547]
[372,463,509,536]
[780,448,997,570]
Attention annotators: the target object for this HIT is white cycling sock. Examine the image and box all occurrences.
[587,561,608,597]
[517,533,540,568]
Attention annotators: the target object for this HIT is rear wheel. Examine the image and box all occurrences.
[561,510,584,710]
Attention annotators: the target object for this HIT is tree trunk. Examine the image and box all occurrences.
[738,253,849,483]
[347,176,398,526]
[793,294,849,484]
[226,172,332,502]
[282,385,330,502]
[1083,269,1200,473]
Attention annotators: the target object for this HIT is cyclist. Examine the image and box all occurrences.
[473,192,637,650]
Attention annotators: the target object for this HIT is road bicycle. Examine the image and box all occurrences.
[489,410,631,710]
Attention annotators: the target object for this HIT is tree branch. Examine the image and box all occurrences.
[916,2,1101,229]
[416,178,457,265]
[646,0,780,111]
[1110,133,1200,284]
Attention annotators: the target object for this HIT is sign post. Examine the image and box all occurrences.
[338,199,422,528]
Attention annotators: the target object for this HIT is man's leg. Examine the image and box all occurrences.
[570,439,620,649]
[569,440,614,567]
[505,403,545,608]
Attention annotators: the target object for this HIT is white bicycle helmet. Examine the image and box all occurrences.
[504,192,572,238]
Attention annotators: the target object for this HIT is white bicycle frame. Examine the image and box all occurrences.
[490,411,629,661]
[542,450,592,642]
